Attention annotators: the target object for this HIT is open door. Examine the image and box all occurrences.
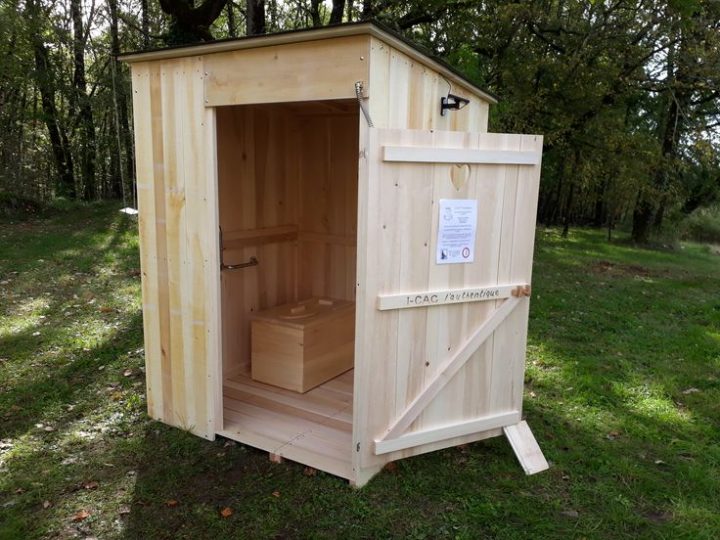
[353,128,547,483]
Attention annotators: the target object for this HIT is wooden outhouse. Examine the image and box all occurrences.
[120,21,548,487]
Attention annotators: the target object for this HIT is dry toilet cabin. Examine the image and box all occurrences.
[120,21,549,487]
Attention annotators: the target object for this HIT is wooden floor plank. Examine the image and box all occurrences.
[223,401,351,455]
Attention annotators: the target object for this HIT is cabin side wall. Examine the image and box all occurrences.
[131,58,221,440]
[366,36,490,132]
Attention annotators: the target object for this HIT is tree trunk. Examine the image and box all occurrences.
[246,0,265,35]
[310,0,322,26]
[593,178,607,227]
[226,0,236,36]
[33,41,75,198]
[71,0,97,200]
[561,149,579,238]
[330,0,345,24]
[361,0,373,19]
[631,190,654,243]
[108,0,135,200]
[141,0,151,48]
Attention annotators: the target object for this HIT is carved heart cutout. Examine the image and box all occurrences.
[450,164,470,191]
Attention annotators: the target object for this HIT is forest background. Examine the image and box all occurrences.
[1,0,718,243]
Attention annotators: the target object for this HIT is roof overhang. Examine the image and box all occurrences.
[118,21,497,105]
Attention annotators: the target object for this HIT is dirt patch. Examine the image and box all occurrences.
[591,260,655,278]
[643,510,673,524]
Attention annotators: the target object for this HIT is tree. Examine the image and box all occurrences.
[246,0,265,35]
[70,0,97,200]
[159,0,229,43]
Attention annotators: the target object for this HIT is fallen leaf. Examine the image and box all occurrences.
[606,430,621,440]
[220,507,233,518]
[165,499,178,507]
[14,488,25,494]
[303,467,317,477]
[83,481,99,490]
[42,501,51,509]
[99,306,114,313]
[72,509,91,522]
[682,387,700,395]
[271,491,280,498]
[123,369,133,377]
[383,461,398,474]
[118,505,131,516]
[560,509,579,519]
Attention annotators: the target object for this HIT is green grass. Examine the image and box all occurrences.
[1,206,719,539]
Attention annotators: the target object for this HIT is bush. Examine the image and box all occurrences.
[0,192,44,218]
[681,205,720,244]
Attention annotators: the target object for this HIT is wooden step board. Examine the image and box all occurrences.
[220,370,354,480]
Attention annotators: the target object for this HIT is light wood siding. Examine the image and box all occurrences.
[367,37,489,132]
[204,36,370,107]
[353,129,542,482]
[131,58,221,440]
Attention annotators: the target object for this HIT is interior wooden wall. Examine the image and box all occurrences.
[218,105,298,375]
[297,111,359,301]
[217,102,359,375]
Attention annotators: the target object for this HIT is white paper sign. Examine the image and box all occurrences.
[436,199,477,264]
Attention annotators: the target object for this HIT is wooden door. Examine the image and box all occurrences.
[353,128,544,482]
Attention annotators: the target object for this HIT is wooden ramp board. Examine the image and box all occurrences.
[220,370,354,480]
[502,421,549,475]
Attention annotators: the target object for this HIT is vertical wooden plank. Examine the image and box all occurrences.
[367,37,390,127]
[150,63,174,424]
[131,62,163,421]
[489,137,522,413]
[508,135,543,412]
[182,56,217,439]
[161,59,188,430]
[203,104,223,437]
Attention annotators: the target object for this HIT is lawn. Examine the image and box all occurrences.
[1,203,719,539]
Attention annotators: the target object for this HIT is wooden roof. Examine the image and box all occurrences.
[118,21,497,104]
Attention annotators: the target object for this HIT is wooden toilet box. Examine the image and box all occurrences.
[251,298,355,393]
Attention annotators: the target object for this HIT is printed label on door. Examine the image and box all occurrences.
[436,199,477,264]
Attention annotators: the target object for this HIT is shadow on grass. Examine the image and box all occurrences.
[1,208,142,438]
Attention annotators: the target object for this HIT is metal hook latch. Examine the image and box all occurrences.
[221,256,259,271]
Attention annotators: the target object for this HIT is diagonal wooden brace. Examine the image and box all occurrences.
[376,296,524,447]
